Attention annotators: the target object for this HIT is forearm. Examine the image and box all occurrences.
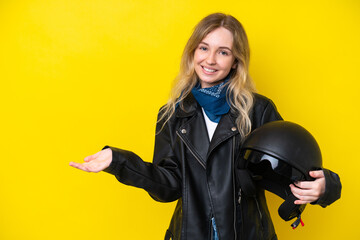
[103,146,182,202]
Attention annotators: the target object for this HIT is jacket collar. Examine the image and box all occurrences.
[175,93,198,118]
[175,92,238,122]
[175,93,240,162]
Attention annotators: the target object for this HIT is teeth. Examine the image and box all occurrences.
[203,66,216,72]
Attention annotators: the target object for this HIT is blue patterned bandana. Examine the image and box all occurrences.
[191,80,230,123]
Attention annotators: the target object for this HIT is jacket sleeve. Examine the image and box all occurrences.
[256,95,342,206]
[103,112,182,202]
[312,168,342,207]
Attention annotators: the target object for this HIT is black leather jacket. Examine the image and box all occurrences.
[104,93,341,240]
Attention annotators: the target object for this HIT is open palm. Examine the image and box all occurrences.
[69,148,112,173]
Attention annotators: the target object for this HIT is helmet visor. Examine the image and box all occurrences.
[243,149,305,183]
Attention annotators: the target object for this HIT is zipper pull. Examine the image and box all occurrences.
[291,215,304,229]
[238,188,242,204]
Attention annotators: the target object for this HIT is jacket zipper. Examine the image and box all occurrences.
[238,188,244,238]
[210,216,214,240]
[254,197,264,240]
[176,131,206,169]
[238,188,242,204]
[232,136,237,240]
[177,130,217,239]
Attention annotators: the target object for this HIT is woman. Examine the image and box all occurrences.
[69,13,341,240]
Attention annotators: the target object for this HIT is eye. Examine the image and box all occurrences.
[219,50,229,56]
[199,46,207,51]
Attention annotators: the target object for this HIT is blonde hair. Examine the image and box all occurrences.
[159,13,255,138]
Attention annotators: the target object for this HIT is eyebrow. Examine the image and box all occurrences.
[199,42,233,52]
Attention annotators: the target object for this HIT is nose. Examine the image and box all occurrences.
[205,51,216,65]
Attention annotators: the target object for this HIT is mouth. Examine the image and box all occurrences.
[202,66,217,73]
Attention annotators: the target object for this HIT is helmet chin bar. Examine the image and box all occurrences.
[236,165,306,229]
[243,150,307,228]
[255,178,306,220]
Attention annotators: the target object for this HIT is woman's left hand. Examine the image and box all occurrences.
[289,170,326,205]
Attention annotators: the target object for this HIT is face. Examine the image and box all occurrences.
[194,27,237,88]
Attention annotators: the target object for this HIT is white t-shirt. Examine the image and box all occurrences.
[202,108,218,141]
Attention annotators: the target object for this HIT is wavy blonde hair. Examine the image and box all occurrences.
[159,13,255,138]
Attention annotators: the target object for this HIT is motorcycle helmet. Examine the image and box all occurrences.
[239,120,322,228]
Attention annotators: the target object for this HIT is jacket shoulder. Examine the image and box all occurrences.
[253,93,274,107]
[251,93,283,129]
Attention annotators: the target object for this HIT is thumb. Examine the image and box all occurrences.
[84,151,100,162]
[309,170,324,179]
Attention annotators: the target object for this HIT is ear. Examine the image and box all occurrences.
[232,60,238,69]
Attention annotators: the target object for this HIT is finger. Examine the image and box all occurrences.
[290,184,314,196]
[294,178,324,196]
[290,184,320,203]
[293,181,310,189]
[294,199,311,205]
[69,162,90,172]
[294,195,317,204]
[309,170,324,179]
[294,180,319,189]
[290,189,317,204]
[291,190,317,201]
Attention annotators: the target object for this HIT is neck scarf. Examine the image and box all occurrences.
[191,80,230,123]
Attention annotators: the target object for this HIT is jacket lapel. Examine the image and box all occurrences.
[178,108,210,166]
[207,113,239,158]
[176,94,209,167]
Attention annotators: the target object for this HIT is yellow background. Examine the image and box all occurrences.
[0,0,358,239]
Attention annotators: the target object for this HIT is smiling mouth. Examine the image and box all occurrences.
[202,66,217,73]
